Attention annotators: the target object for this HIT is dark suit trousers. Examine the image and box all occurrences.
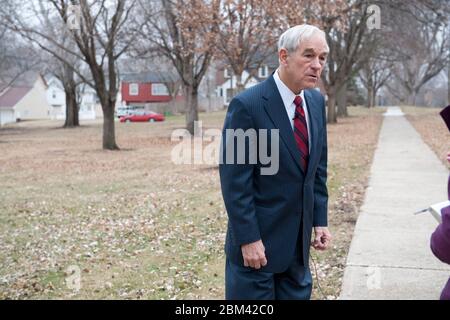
[225,225,312,300]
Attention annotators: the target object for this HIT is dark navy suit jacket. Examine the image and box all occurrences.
[219,74,328,273]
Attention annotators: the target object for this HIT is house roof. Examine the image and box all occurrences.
[121,71,179,83]
[215,51,279,86]
[44,75,64,90]
[216,50,279,70]
[3,71,42,87]
[0,71,47,109]
[0,86,32,109]
[248,51,279,69]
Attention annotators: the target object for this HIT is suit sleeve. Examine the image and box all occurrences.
[313,95,328,227]
[219,97,261,246]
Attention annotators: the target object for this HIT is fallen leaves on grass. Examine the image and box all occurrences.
[0,108,383,299]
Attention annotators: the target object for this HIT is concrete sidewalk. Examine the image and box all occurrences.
[340,107,450,300]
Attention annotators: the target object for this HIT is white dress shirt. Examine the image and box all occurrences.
[273,69,311,151]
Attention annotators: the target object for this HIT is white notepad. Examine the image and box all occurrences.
[415,201,450,223]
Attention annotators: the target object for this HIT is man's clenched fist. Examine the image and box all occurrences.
[241,240,267,269]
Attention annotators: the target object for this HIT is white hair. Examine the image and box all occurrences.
[278,24,329,53]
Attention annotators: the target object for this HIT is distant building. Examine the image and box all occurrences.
[45,75,66,119]
[215,54,279,106]
[120,71,183,113]
[45,75,105,120]
[0,73,50,126]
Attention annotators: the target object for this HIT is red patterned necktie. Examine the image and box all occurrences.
[293,95,309,171]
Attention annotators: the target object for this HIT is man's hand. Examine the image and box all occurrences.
[312,227,332,251]
[241,240,267,269]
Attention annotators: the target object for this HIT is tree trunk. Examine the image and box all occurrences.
[61,64,79,128]
[63,84,79,128]
[184,85,199,136]
[91,63,119,150]
[366,86,373,108]
[447,65,450,105]
[102,103,119,150]
[371,88,377,107]
[236,73,245,95]
[337,82,348,117]
[408,90,417,106]
[327,89,337,124]
[366,75,374,108]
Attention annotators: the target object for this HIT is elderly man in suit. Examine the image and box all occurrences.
[219,24,331,300]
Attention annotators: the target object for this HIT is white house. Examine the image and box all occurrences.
[215,54,279,106]
[216,69,261,106]
[45,74,123,120]
[77,83,100,120]
[0,107,14,126]
[46,76,66,120]
[0,73,51,126]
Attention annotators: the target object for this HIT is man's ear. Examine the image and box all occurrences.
[279,48,288,66]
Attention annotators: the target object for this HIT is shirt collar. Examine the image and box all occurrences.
[273,68,304,109]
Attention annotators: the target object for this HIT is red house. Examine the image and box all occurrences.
[121,71,182,110]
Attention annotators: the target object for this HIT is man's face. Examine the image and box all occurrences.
[280,35,328,91]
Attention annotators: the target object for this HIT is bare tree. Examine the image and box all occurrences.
[134,0,219,135]
[48,59,80,128]
[39,26,83,128]
[321,1,373,123]
[3,0,137,149]
[448,62,450,105]
[381,0,450,106]
[145,59,183,113]
[284,0,449,119]
[0,3,41,93]
[359,56,392,108]
[388,18,448,105]
[281,0,367,123]
[215,0,279,95]
[1,1,79,127]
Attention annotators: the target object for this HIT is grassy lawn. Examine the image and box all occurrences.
[0,106,385,299]
[402,106,450,168]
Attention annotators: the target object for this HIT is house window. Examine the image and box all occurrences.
[52,91,57,99]
[151,83,169,96]
[258,65,268,78]
[224,68,231,78]
[219,88,223,97]
[226,88,233,103]
[129,83,139,96]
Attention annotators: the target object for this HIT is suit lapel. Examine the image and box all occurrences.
[262,76,303,174]
[304,90,321,180]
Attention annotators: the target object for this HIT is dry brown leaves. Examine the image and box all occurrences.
[0,108,384,299]
[403,106,450,168]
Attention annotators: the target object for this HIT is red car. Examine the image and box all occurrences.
[120,111,165,123]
